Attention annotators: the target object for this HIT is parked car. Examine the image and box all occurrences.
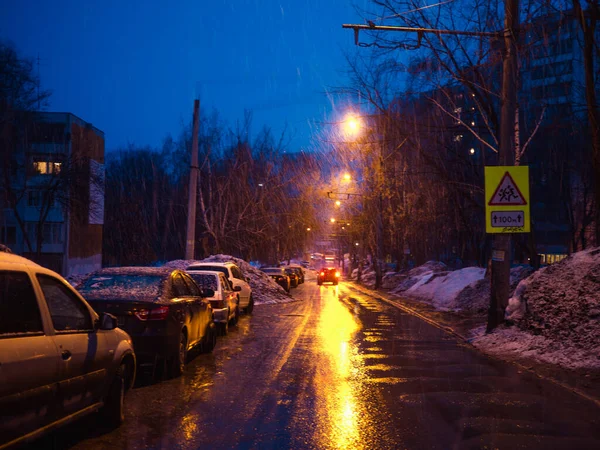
[261,267,291,292]
[186,270,240,335]
[284,267,299,288]
[0,253,136,449]
[317,268,340,285]
[78,267,216,378]
[287,266,305,284]
[186,262,254,314]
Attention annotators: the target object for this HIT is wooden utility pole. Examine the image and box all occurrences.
[487,0,520,331]
[185,99,200,260]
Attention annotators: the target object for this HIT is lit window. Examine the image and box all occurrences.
[31,157,62,175]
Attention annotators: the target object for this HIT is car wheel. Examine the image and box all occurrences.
[170,332,187,378]
[245,295,254,314]
[101,362,127,427]
[201,323,217,353]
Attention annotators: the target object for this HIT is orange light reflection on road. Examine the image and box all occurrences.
[317,286,363,449]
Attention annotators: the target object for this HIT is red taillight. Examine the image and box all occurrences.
[320,272,325,276]
[335,272,340,277]
[210,299,225,309]
[135,306,169,321]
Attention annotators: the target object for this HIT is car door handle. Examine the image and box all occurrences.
[61,350,72,361]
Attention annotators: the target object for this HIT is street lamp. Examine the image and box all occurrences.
[330,218,336,223]
[335,200,341,207]
[343,113,363,137]
[343,172,351,181]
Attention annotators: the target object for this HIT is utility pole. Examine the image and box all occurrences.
[343,0,520,329]
[488,0,520,331]
[185,99,200,260]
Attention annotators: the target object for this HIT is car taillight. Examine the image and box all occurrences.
[320,272,325,276]
[335,272,340,277]
[135,306,169,321]
[210,299,225,309]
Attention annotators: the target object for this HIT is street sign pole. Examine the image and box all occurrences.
[488,0,520,332]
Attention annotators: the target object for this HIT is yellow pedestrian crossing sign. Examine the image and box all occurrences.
[485,166,530,233]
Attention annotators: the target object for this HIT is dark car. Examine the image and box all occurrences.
[284,267,299,288]
[261,267,291,292]
[78,267,217,377]
[317,268,340,285]
[288,266,305,284]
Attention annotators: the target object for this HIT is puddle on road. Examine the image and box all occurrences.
[365,364,400,372]
[365,377,410,385]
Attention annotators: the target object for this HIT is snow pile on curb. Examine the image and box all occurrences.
[404,266,486,310]
[164,254,293,305]
[469,325,600,369]
[452,265,534,314]
[479,247,600,368]
[389,261,448,294]
[350,266,377,288]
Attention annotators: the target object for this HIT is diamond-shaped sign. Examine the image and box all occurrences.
[488,171,527,206]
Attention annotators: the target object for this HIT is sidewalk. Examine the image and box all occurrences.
[347,281,600,405]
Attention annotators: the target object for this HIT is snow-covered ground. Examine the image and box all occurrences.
[165,254,294,305]
[370,250,600,371]
[472,248,600,370]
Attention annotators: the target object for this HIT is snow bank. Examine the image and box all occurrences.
[164,254,293,305]
[501,247,600,365]
[389,261,448,294]
[405,267,486,310]
[470,325,600,370]
[452,265,534,314]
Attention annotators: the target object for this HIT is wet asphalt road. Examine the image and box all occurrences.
[34,277,600,449]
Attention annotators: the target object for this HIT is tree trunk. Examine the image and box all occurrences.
[574,0,600,246]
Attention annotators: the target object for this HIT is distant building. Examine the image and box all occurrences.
[0,112,104,276]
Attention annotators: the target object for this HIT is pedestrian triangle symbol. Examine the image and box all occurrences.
[488,171,527,206]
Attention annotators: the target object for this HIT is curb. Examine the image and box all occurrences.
[345,281,600,409]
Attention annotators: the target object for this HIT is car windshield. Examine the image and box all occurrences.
[188,273,218,292]
[284,268,295,275]
[79,274,164,301]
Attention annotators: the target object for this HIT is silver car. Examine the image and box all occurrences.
[0,253,136,448]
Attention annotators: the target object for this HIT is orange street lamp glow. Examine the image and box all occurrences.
[330,218,336,223]
[343,173,351,181]
[335,200,341,207]
[306,227,311,231]
[343,113,362,136]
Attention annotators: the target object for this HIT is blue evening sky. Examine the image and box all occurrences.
[2,0,369,152]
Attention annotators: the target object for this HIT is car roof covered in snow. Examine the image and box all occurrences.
[88,266,177,277]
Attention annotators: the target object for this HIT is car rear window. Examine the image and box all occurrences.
[78,274,164,301]
[262,268,282,275]
[188,273,218,292]
[187,265,228,277]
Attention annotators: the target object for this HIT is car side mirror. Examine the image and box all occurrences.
[233,286,242,292]
[99,312,117,331]
[202,288,215,297]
